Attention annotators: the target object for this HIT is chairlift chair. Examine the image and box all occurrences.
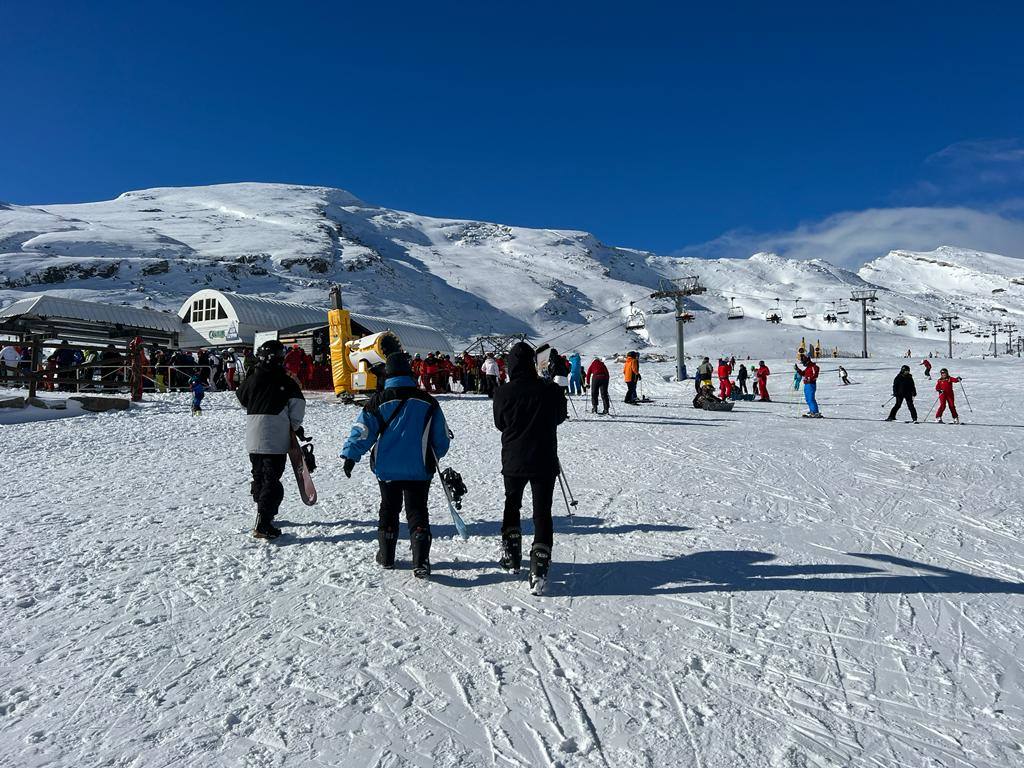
[765,298,782,324]
[791,298,807,320]
[727,298,744,320]
[936,324,946,332]
[894,314,907,327]
[917,319,928,332]
[625,303,647,331]
[836,300,850,315]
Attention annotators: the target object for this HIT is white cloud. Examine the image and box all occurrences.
[676,205,1024,269]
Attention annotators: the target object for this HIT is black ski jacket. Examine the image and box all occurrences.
[237,363,305,454]
[493,343,568,477]
[892,372,916,399]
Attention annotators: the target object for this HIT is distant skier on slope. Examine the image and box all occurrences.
[568,352,584,396]
[885,365,918,422]
[492,342,568,595]
[934,368,963,424]
[795,353,822,418]
[586,356,611,414]
[920,358,932,379]
[737,364,749,395]
[755,361,771,401]
[236,340,306,540]
[717,359,732,399]
[623,351,641,404]
[838,365,850,385]
[340,352,451,577]
[695,356,713,395]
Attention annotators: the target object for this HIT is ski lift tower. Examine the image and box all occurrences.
[938,312,958,358]
[651,276,706,380]
[850,289,878,358]
[989,321,1002,358]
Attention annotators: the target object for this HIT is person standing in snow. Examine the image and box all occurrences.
[795,353,821,417]
[717,358,732,400]
[236,340,306,540]
[934,368,962,424]
[493,342,568,594]
[0,343,22,384]
[695,356,713,395]
[224,348,239,390]
[737,364,749,395]
[838,365,850,385]
[586,356,610,414]
[886,365,918,422]
[568,352,584,396]
[340,352,451,577]
[920,358,932,379]
[755,361,771,401]
[189,374,207,415]
[623,351,641,404]
[481,353,500,398]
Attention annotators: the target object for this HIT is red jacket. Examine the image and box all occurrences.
[586,359,609,382]
[717,363,731,380]
[799,361,819,383]
[284,347,304,375]
[756,364,770,380]
[935,377,960,397]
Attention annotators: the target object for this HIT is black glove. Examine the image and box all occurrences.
[294,426,308,441]
[637,374,642,381]
[343,458,355,478]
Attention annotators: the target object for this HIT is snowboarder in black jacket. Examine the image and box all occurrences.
[236,340,306,539]
[492,342,568,593]
[886,365,918,423]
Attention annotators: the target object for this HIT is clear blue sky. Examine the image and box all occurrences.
[2,1,1022,254]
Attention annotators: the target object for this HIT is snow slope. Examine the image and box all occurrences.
[2,357,1023,766]
[1,184,1021,357]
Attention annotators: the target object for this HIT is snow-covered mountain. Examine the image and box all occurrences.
[1,183,1021,357]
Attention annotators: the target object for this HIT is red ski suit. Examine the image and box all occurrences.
[755,364,770,400]
[717,362,732,399]
[935,376,960,419]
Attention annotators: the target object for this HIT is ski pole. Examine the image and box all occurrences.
[559,466,579,508]
[556,472,577,518]
[958,381,973,413]
[881,396,894,408]
[926,394,939,419]
[566,392,579,418]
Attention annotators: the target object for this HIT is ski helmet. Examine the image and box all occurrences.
[256,339,286,366]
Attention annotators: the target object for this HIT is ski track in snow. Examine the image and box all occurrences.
[2,358,1024,767]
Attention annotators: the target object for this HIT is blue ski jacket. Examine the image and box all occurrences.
[568,353,583,382]
[341,376,451,481]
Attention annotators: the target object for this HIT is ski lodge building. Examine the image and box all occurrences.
[0,289,453,358]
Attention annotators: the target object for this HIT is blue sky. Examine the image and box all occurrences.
[2,1,1023,262]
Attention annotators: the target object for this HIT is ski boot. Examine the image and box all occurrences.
[529,544,551,596]
[499,528,523,573]
[936,417,944,423]
[376,528,397,569]
[253,519,282,540]
[411,527,432,579]
[884,416,896,421]
[953,417,961,425]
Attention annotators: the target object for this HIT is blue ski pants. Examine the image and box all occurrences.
[803,382,819,414]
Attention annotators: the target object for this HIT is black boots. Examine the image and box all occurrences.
[376,528,397,569]
[411,527,432,579]
[529,544,551,595]
[500,528,523,572]
[253,516,281,540]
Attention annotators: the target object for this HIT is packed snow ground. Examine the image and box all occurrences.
[3,357,1024,767]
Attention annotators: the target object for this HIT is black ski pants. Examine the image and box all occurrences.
[738,377,748,394]
[502,474,556,548]
[888,396,918,421]
[250,454,287,524]
[625,379,638,403]
[590,376,610,413]
[378,480,431,536]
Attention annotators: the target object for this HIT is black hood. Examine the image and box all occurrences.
[507,342,538,380]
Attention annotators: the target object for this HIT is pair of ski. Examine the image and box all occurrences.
[285,435,469,539]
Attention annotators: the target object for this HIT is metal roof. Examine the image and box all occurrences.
[0,295,208,346]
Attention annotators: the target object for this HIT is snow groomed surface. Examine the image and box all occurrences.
[2,357,1023,767]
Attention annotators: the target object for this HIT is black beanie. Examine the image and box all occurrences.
[385,352,412,377]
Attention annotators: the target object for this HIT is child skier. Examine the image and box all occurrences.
[885,365,918,422]
[189,374,206,415]
[795,354,821,417]
[920,358,932,379]
[934,368,962,424]
[341,352,451,577]
[737,364,749,395]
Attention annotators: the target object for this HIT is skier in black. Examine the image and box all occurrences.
[236,340,306,539]
[886,364,918,423]
[737,364,749,395]
[493,342,568,594]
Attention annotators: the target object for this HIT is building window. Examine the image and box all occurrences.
[191,297,223,322]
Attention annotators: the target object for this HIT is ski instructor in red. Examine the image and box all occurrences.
[236,340,307,540]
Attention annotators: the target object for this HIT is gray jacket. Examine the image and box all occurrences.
[236,365,306,455]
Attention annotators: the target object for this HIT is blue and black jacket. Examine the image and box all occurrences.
[341,376,451,482]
